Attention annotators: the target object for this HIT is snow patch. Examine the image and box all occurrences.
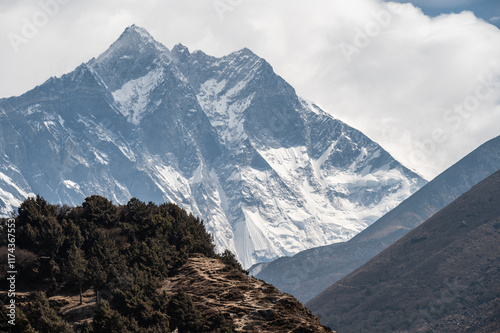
[0,189,23,215]
[25,104,42,115]
[257,146,310,183]
[209,169,229,213]
[63,180,80,190]
[0,172,32,198]
[112,68,164,125]
[92,150,109,165]
[118,145,136,162]
[190,163,203,184]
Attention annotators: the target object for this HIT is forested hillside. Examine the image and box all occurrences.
[0,195,331,332]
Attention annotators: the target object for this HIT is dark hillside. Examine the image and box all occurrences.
[307,170,500,333]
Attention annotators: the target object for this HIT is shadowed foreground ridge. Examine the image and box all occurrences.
[307,169,500,333]
[0,195,332,332]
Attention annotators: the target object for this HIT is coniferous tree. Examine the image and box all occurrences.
[87,256,107,305]
[81,195,118,228]
[87,229,125,279]
[18,196,64,259]
[9,195,236,332]
[22,292,73,333]
[121,198,149,230]
[61,219,85,252]
[18,195,57,225]
[92,299,137,333]
[219,249,247,274]
[64,244,87,304]
[167,289,205,332]
[0,300,34,333]
[17,196,64,289]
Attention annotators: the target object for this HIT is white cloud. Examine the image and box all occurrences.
[0,0,499,180]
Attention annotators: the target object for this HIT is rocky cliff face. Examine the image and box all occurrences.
[0,25,425,267]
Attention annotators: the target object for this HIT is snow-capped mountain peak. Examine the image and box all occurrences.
[116,24,171,56]
[0,26,426,268]
[88,25,172,91]
[125,24,157,42]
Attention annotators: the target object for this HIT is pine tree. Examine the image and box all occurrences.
[219,249,247,273]
[87,256,107,305]
[64,244,87,304]
[22,292,73,333]
[81,195,118,228]
[92,299,137,333]
[167,290,205,332]
[18,196,65,259]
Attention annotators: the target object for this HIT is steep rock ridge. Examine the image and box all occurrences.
[0,25,425,267]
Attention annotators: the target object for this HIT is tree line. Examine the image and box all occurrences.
[0,195,241,332]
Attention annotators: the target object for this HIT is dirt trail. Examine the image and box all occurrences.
[162,255,332,332]
[50,289,96,325]
[1,288,96,327]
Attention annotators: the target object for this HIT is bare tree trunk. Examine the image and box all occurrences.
[95,288,101,305]
[51,274,58,292]
[79,284,83,305]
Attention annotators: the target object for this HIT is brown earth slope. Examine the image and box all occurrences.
[163,255,333,332]
[1,255,333,332]
[307,170,500,333]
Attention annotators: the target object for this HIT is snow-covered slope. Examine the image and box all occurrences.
[250,135,500,302]
[0,25,425,267]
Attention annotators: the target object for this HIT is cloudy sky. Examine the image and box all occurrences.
[1,0,499,180]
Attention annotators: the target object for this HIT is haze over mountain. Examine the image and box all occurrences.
[0,25,425,267]
[250,135,500,302]
[307,169,500,333]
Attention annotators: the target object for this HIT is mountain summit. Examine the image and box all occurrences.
[0,25,425,267]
